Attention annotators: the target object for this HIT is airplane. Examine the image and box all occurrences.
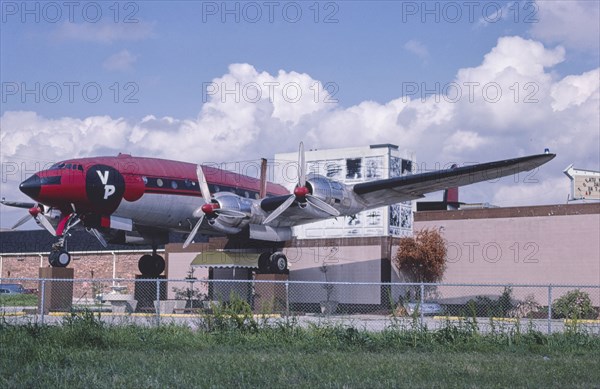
[1,143,555,277]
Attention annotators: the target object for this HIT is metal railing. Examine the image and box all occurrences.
[1,277,599,334]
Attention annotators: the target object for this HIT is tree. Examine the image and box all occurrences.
[394,228,447,283]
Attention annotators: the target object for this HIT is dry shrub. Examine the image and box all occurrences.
[395,228,447,283]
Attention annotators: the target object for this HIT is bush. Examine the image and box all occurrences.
[395,228,447,283]
[553,289,595,319]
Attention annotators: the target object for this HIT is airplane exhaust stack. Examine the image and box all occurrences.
[443,164,459,208]
[443,187,458,203]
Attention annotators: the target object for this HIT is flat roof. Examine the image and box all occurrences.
[414,203,600,222]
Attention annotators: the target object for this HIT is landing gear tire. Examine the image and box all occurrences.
[49,249,71,267]
[269,252,288,274]
[258,252,271,273]
[138,254,165,277]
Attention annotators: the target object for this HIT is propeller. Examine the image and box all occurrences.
[263,142,340,225]
[11,204,57,236]
[182,165,246,248]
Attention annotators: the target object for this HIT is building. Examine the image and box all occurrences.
[412,203,600,305]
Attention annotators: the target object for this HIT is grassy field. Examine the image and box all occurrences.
[1,312,599,388]
[0,294,38,307]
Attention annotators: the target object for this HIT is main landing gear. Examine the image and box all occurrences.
[137,247,165,277]
[258,251,288,274]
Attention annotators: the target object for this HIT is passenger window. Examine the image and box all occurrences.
[171,181,178,189]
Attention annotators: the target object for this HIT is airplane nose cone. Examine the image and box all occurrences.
[19,174,41,198]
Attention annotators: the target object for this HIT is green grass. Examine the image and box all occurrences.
[1,313,599,388]
[0,294,37,306]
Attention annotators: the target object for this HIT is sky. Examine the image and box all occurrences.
[1,0,599,229]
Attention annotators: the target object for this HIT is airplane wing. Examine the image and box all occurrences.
[177,151,555,242]
[258,153,555,227]
[352,153,555,208]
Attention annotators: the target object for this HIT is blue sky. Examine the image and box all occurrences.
[3,1,595,118]
[1,1,599,228]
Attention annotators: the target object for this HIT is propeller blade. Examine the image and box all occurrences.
[298,141,306,187]
[11,214,32,229]
[1,199,36,209]
[263,195,295,225]
[306,195,340,217]
[183,216,204,249]
[88,228,108,248]
[36,215,57,236]
[196,165,212,202]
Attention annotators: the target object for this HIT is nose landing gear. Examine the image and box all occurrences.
[49,247,71,267]
[47,213,80,268]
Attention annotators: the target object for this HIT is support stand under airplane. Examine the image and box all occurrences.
[1,143,555,277]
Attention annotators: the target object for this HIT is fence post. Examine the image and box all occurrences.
[156,278,161,327]
[420,282,425,327]
[40,279,46,325]
[547,285,552,334]
[285,280,289,318]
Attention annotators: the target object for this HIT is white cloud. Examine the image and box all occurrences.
[52,22,155,44]
[530,0,600,51]
[490,177,567,207]
[103,49,138,72]
[403,40,429,61]
[2,36,599,227]
[442,130,489,154]
[551,69,600,111]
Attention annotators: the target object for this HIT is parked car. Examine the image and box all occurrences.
[0,284,26,294]
[404,302,444,316]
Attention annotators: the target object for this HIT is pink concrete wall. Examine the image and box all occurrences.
[415,211,600,305]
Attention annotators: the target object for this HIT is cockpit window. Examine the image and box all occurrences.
[48,162,83,171]
[49,162,66,170]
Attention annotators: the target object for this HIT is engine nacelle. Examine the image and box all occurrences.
[305,174,362,215]
[206,192,253,235]
[212,192,253,214]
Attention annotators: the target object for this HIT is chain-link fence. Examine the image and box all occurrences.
[1,277,599,334]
